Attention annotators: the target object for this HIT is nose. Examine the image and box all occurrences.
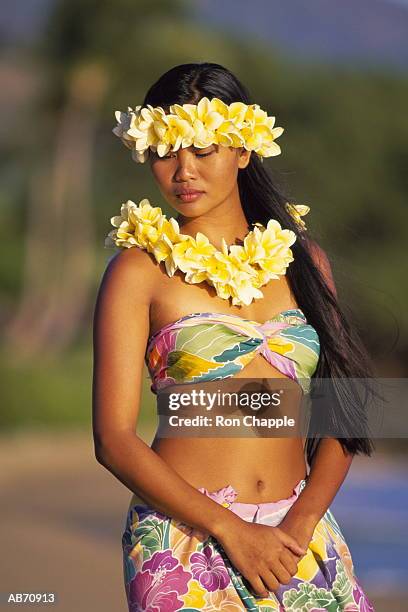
[173,149,197,182]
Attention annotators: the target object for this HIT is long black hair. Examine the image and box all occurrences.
[142,62,376,467]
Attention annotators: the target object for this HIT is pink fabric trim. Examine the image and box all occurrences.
[198,478,306,524]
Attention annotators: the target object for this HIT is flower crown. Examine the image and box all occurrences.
[112,97,284,163]
[104,199,309,306]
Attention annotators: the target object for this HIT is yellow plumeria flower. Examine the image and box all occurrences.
[257,219,296,276]
[211,281,233,301]
[286,202,310,230]
[129,198,162,226]
[114,106,164,162]
[105,199,157,249]
[133,221,159,250]
[253,267,274,287]
[171,232,217,272]
[198,97,226,128]
[159,115,196,155]
[228,101,248,126]
[229,275,264,306]
[214,238,257,281]
[203,255,234,284]
[163,234,193,277]
[241,225,268,264]
[149,218,182,264]
[207,240,261,306]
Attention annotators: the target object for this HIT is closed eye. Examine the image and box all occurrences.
[157,149,214,160]
[195,151,213,157]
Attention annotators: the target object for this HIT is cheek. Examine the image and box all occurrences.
[204,156,239,185]
[150,163,164,182]
[150,164,172,191]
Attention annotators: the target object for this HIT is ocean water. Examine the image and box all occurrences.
[330,465,408,595]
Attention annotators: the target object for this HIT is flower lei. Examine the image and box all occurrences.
[112,97,284,164]
[104,199,309,306]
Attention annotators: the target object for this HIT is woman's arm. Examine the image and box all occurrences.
[92,247,247,538]
[279,240,353,548]
[278,439,353,548]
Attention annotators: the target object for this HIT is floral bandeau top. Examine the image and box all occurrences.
[144,309,320,395]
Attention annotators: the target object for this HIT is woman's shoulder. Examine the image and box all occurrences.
[304,236,329,265]
[100,246,159,303]
[303,236,337,296]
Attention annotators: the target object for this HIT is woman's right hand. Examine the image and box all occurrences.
[215,516,308,598]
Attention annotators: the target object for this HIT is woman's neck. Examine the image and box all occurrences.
[176,193,250,250]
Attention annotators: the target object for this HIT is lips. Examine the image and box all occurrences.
[175,188,205,203]
[175,189,204,195]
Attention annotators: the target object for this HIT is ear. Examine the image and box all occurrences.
[237,147,251,169]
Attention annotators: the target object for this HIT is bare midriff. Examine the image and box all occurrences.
[150,353,308,504]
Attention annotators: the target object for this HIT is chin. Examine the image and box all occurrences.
[169,199,212,217]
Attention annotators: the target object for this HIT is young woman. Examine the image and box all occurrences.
[93,62,376,611]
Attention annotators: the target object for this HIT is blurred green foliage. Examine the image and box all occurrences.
[0,341,158,433]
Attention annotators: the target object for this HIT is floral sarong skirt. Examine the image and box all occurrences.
[122,477,375,611]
